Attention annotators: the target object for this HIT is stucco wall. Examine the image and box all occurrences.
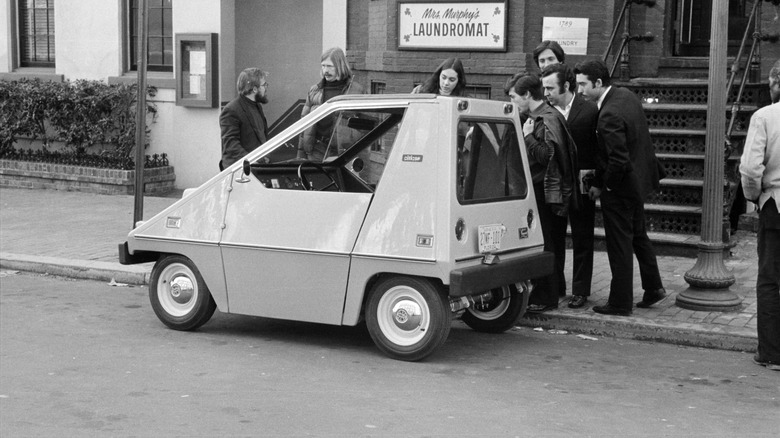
[143,0,223,189]
[232,0,323,124]
[56,0,121,80]
[0,0,10,72]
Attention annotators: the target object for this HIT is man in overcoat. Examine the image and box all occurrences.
[574,59,666,316]
[220,68,270,169]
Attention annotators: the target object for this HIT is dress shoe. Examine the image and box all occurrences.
[568,296,588,308]
[592,304,632,316]
[636,287,667,308]
[526,303,558,313]
[753,354,780,371]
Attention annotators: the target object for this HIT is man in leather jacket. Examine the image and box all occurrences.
[505,73,578,312]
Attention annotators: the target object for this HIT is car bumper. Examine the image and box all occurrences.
[118,242,159,265]
[449,251,554,297]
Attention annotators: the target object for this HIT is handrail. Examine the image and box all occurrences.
[602,0,657,79]
[725,1,780,156]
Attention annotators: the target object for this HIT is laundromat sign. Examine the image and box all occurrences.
[398,2,507,51]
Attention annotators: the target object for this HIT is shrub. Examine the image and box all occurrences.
[0,78,159,169]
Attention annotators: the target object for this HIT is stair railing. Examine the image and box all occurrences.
[602,0,656,80]
[725,0,779,157]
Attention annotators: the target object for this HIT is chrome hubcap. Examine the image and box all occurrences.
[156,263,198,317]
[377,286,430,346]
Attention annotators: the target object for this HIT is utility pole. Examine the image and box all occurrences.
[133,0,149,226]
[676,0,743,311]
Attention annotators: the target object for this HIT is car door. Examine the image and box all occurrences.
[219,106,404,325]
[220,179,371,325]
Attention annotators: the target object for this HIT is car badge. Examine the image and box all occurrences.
[416,235,433,248]
[166,217,181,229]
[402,154,423,162]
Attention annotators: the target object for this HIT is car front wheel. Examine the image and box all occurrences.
[366,276,451,361]
[461,284,525,333]
[149,255,216,331]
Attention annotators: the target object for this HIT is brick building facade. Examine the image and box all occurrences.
[346,0,780,99]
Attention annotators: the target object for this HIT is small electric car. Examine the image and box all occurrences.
[119,94,552,361]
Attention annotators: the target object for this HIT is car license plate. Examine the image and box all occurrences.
[478,224,505,253]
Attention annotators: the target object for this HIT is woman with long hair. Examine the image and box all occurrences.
[412,57,467,96]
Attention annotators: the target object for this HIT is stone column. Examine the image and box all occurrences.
[676,0,743,312]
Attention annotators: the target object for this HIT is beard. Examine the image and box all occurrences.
[256,94,269,104]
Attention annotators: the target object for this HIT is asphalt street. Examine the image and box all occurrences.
[1,271,778,437]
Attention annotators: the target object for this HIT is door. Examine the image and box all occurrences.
[673,0,753,57]
[219,106,406,325]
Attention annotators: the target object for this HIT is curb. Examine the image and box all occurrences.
[0,252,758,355]
[518,311,757,353]
[0,252,152,285]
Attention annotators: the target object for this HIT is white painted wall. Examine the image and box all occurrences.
[0,0,10,72]
[56,0,121,80]
[322,0,347,52]
[0,0,348,190]
[143,0,223,189]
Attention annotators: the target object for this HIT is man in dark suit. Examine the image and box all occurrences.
[541,63,599,309]
[220,68,270,169]
[574,59,666,316]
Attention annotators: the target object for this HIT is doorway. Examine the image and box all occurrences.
[672,0,753,57]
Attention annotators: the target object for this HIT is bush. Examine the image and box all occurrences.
[0,78,159,169]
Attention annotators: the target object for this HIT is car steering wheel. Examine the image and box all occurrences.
[297,162,341,192]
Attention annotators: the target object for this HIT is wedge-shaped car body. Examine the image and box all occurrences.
[119,94,553,361]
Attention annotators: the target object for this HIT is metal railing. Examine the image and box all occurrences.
[725,0,780,156]
[602,0,656,80]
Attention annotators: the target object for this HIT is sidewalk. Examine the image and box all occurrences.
[0,187,759,353]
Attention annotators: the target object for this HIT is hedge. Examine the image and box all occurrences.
[0,78,159,169]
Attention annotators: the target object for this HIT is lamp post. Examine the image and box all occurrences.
[133,0,149,226]
[676,0,743,311]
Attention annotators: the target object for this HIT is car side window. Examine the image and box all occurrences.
[252,107,405,193]
[457,120,528,203]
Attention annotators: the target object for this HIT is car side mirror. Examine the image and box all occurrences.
[346,116,376,131]
[235,159,251,183]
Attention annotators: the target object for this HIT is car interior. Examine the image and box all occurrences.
[245,108,406,193]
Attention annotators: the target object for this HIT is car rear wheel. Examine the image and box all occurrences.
[461,284,525,333]
[149,255,216,331]
[366,276,451,361]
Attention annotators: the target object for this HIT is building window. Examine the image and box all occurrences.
[128,0,172,72]
[370,81,386,94]
[18,0,55,67]
[465,85,491,100]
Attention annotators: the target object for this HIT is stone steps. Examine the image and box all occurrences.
[593,79,769,256]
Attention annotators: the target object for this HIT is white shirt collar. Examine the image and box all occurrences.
[554,93,575,119]
[596,86,612,110]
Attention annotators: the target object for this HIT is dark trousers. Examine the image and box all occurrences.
[570,193,596,297]
[757,198,780,363]
[530,184,568,306]
[600,190,663,310]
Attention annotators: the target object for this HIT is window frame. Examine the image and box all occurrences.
[127,0,173,73]
[456,117,528,205]
[17,0,56,68]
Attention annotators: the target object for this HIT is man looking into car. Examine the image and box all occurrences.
[541,63,599,309]
[505,73,579,313]
[219,68,270,170]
